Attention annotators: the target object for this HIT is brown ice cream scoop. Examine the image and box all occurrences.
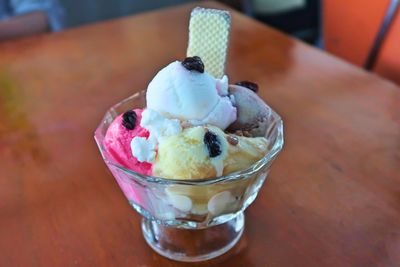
[227,84,271,137]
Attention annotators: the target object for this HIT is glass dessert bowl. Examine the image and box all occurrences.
[94,90,284,262]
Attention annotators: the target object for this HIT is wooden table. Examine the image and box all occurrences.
[1,1,399,266]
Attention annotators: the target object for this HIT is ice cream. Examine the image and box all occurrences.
[103,57,271,179]
[103,109,152,175]
[130,108,182,164]
[153,125,269,179]
[227,84,272,137]
[146,59,236,130]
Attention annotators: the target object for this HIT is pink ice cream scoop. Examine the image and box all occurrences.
[103,109,152,175]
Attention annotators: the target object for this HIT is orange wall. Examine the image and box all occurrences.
[324,0,400,84]
[374,10,400,84]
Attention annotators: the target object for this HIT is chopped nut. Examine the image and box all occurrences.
[235,81,259,93]
[234,130,244,136]
[226,135,239,146]
[181,121,192,128]
[242,130,252,137]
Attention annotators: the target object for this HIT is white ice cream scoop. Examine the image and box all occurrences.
[146,59,237,130]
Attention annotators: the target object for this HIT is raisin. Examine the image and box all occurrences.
[122,110,137,130]
[182,56,204,73]
[204,131,222,158]
[235,81,259,93]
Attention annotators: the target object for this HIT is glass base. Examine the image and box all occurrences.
[141,212,245,262]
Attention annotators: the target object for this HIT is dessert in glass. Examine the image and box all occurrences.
[94,7,283,262]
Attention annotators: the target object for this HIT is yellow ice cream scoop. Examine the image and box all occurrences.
[153,125,269,180]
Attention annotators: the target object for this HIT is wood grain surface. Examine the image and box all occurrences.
[0,1,399,266]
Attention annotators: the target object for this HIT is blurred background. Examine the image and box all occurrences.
[1,0,399,84]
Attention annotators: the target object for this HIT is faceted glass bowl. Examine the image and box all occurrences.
[94,90,284,262]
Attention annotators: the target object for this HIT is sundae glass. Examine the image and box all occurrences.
[94,7,283,262]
